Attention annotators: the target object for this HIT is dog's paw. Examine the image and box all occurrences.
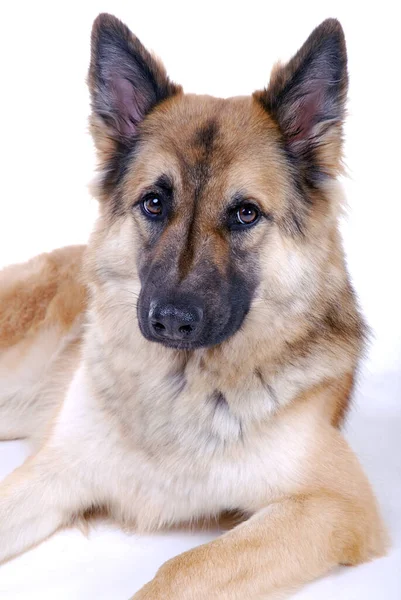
[130,547,209,599]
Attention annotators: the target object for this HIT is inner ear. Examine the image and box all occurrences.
[89,13,181,143]
[107,74,152,137]
[254,19,348,177]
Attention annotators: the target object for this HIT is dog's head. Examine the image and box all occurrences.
[87,14,348,351]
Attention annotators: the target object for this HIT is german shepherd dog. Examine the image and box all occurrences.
[0,14,388,599]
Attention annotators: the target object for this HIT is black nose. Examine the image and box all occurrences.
[149,299,204,343]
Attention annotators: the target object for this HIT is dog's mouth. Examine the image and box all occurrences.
[143,336,208,351]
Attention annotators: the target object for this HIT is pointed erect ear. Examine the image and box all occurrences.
[254,19,348,184]
[89,14,181,151]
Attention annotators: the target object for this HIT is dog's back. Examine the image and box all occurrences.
[0,245,86,444]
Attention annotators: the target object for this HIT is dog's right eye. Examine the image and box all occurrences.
[141,194,164,218]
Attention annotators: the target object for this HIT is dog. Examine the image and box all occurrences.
[0,13,388,599]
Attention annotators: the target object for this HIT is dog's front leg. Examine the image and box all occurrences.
[132,429,388,600]
[0,367,111,563]
[0,444,96,563]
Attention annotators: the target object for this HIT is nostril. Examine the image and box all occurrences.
[179,324,193,335]
[148,299,203,343]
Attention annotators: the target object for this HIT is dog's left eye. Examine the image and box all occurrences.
[142,194,163,218]
[236,204,260,226]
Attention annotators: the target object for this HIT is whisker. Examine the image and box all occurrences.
[121,288,141,300]
[104,302,138,312]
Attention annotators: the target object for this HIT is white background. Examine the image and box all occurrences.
[0,1,400,599]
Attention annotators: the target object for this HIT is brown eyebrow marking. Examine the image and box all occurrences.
[154,173,174,194]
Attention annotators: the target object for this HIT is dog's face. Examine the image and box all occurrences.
[87,14,347,350]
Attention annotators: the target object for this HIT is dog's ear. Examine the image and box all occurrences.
[89,13,181,160]
[254,19,348,184]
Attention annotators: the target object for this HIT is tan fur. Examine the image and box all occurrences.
[0,14,387,600]
[0,245,86,348]
[0,246,86,443]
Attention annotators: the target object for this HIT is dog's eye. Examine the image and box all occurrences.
[236,204,260,226]
[142,195,163,218]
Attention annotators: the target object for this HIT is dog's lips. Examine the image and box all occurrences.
[138,325,214,350]
[148,337,205,350]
